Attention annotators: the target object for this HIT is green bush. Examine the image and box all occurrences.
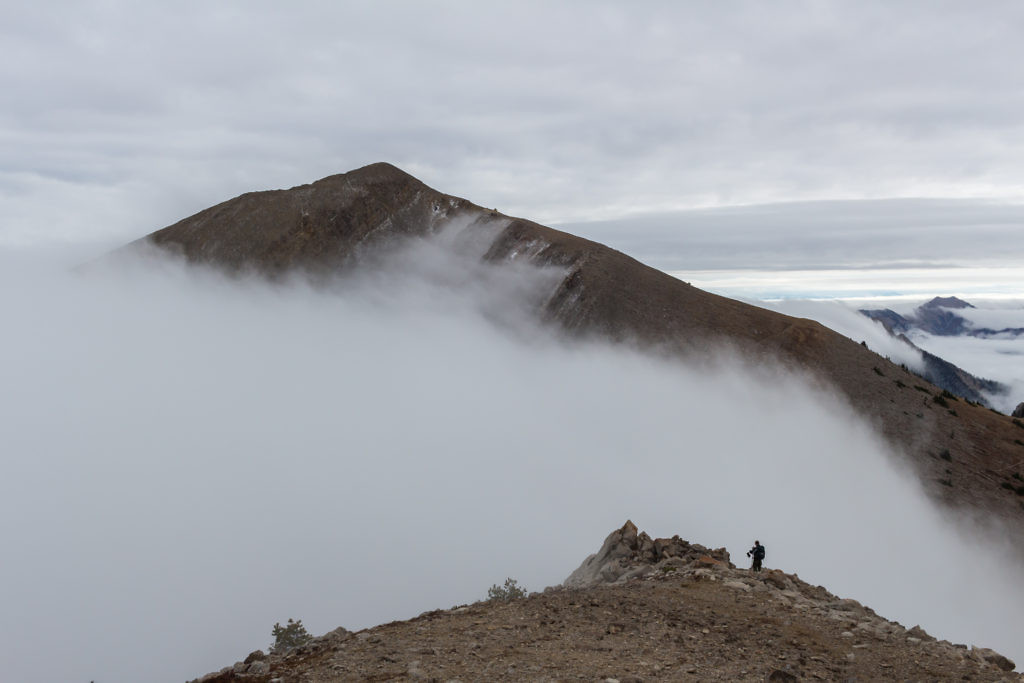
[487,577,527,602]
[270,618,312,653]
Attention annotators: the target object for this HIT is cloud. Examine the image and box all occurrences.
[751,298,925,371]
[560,198,1024,272]
[1,237,1023,682]
[901,313,1024,413]
[952,301,1024,332]
[6,2,1024,245]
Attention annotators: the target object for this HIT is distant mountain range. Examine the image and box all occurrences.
[858,297,1008,405]
[862,296,1024,338]
[116,162,1024,540]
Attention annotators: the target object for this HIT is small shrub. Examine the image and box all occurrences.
[939,449,952,462]
[1014,419,1024,430]
[933,394,950,408]
[1002,482,1016,491]
[938,477,953,487]
[948,409,958,417]
[270,618,312,653]
[1013,472,1023,481]
[487,577,527,602]
[914,385,930,393]
[873,366,884,376]
[941,389,959,402]
[894,379,907,389]
[1014,440,1024,447]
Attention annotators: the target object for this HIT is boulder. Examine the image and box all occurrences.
[1013,402,1024,418]
[636,532,656,562]
[760,569,792,591]
[972,646,1016,671]
[653,536,689,559]
[907,625,935,642]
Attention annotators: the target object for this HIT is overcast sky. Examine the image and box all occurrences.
[3,0,1024,269]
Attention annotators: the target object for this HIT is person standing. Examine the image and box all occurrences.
[747,540,766,572]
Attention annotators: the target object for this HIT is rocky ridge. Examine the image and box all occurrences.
[190,522,1018,682]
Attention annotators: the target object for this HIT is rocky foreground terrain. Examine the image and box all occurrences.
[191,522,1018,682]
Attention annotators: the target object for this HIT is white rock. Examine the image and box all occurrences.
[724,580,752,592]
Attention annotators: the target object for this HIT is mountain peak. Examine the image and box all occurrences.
[921,295,974,310]
[325,161,420,184]
[136,162,467,275]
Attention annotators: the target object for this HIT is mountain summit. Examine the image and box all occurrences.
[128,163,1024,537]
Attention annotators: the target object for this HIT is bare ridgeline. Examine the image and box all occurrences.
[191,522,1017,682]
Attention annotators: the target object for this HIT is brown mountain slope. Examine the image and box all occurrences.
[131,162,1024,534]
[191,522,1019,682]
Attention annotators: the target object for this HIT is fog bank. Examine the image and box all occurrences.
[752,298,925,372]
[1,244,1022,682]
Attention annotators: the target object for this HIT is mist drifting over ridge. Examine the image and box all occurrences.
[1,238,1023,682]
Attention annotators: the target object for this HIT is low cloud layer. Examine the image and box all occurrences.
[1,242,1023,682]
[749,296,1024,411]
[902,299,1024,412]
[752,298,925,372]
[563,198,1024,273]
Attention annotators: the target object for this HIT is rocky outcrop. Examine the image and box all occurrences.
[563,520,733,588]
[562,522,1018,675]
[1013,403,1024,419]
